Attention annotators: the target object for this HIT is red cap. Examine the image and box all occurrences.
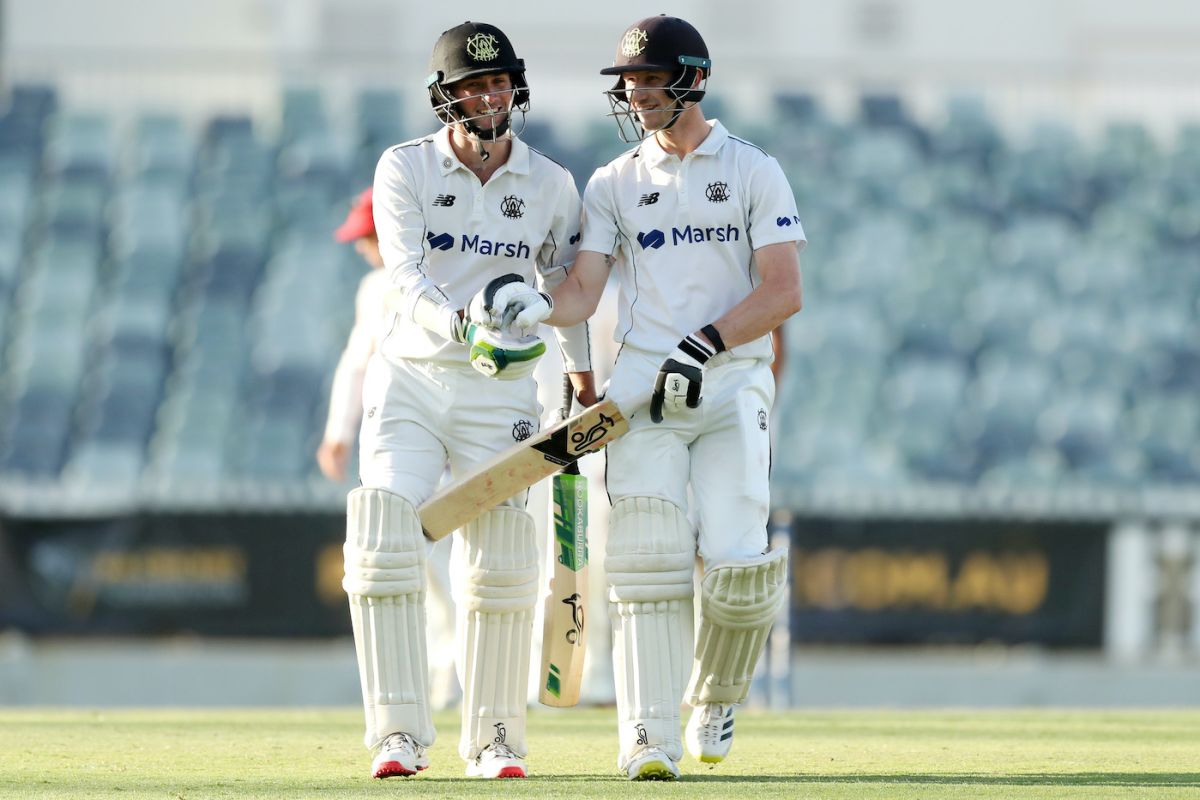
[334,188,375,242]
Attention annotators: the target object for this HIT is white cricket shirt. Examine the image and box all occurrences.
[579,119,806,361]
[373,126,585,367]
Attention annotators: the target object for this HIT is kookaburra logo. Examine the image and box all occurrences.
[706,181,730,202]
[492,722,507,744]
[634,723,649,746]
[569,412,617,455]
[500,195,525,219]
[467,33,500,62]
[621,28,648,58]
[562,593,585,644]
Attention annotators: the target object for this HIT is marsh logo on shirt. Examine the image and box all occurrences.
[776,215,801,227]
[426,231,455,251]
[636,229,665,249]
[426,230,532,259]
[636,225,742,249]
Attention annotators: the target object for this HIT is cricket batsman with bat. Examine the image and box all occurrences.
[343,20,594,780]
[489,15,803,780]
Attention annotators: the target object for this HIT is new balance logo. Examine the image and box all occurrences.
[426,231,454,250]
[637,192,660,207]
[433,194,456,207]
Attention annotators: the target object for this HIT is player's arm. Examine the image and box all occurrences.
[374,152,470,343]
[544,249,610,328]
[537,175,598,406]
[700,242,802,350]
[488,169,614,334]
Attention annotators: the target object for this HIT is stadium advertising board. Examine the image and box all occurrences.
[0,514,349,636]
[787,518,1107,647]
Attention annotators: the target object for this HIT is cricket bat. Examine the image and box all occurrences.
[417,393,627,541]
[539,377,589,706]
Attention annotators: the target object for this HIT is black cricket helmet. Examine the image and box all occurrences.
[600,15,710,141]
[426,21,530,136]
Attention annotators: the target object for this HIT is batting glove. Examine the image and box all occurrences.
[495,282,553,334]
[467,273,525,330]
[650,327,726,424]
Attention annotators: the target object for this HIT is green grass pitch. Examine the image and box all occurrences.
[1,708,1197,799]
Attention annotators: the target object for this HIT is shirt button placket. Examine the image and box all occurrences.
[471,180,484,225]
[677,158,690,215]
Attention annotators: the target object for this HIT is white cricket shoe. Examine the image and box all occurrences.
[686,703,735,763]
[625,745,681,781]
[372,732,429,778]
[466,743,527,779]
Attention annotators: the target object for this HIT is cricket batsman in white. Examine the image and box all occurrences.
[490,15,804,781]
[344,20,593,780]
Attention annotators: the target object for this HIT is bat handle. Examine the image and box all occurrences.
[560,374,581,476]
[560,373,574,420]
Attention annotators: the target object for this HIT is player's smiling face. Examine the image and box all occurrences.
[622,70,677,131]
[449,72,514,131]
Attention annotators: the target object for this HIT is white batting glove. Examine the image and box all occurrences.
[493,282,553,334]
[650,327,726,423]
[467,273,525,330]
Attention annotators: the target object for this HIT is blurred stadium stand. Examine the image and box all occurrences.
[0,84,1196,511]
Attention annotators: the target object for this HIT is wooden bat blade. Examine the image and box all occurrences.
[539,471,588,707]
[418,398,626,540]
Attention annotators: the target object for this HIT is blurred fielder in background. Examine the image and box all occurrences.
[343,21,593,781]
[316,188,385,483]
[494,14,803,781]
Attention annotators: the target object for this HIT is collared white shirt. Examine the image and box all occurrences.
[373,126,585,367]
[580,119,806,361]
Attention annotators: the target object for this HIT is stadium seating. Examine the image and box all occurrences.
[0,82,1195,505]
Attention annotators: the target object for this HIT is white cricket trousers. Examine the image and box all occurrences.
[358,353,541,504]
[605,348,775,565]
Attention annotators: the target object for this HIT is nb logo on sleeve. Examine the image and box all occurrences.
[636,192,660,207]
[433,194,456,207]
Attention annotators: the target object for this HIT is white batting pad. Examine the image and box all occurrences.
[452,506,539,760]
[606,497,696,767]
[343,488,434,749]
[686,548,788,705]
